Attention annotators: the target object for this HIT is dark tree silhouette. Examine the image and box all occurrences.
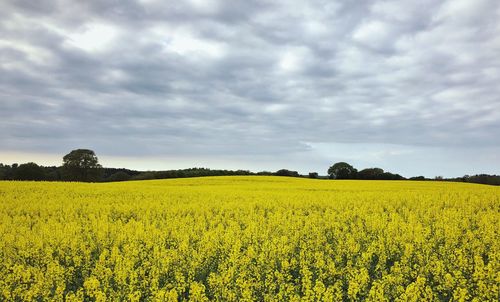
[309,172,319,179]
[328,162,357,179]
[357,168,384,179]
[62,149,103,182]
[13,162,45,181]
[106,171,131,182]
[275,169,300,177]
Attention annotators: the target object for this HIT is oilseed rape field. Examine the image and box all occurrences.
[1,177,499,301]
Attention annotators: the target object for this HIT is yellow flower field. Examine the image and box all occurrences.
[0,177,499,301]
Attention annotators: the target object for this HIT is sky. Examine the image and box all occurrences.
[1,0,499,177]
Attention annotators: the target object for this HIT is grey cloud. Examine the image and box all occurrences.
[1,0,499,176]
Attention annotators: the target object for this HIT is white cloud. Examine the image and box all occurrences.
[149,25,227,59]
[65,22,120,53]
[188,0,221,15]
[0,40,53,66]
[352,20,393,49]
[168,33,226,59]
[434,0,491,25]
[278,48,306,73]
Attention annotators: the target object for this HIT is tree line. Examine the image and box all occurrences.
[325,162,500,185]
[327,162,405,180]
[1,149,499,185]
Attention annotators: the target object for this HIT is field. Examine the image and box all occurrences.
[0,177,499,301]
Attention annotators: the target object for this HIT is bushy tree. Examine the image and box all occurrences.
[379,172,405,180]
[275,169,300,177]
[62,149,103,182]
[44,167,62,181]
[106,171,131,182]
[328,162,357,179]
[357,168,384,180]
[13,162,45,181]
[0,164,8,180]
[256,171,274,176]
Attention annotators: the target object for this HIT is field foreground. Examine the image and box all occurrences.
[0,177,499,301]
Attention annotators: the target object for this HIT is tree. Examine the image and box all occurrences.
[106,171,131,182]
[275,169,300,177]
[44,167,62,181]
[0,164,8,180]
[256,171,274,176]
[357,168,384,180]
[62,149,103,182]
[13,162,45,181]
[328,162,357,179]
[379,172,405,180]
[309,172,319,179]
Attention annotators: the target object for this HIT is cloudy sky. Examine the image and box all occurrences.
[1,0,499,177]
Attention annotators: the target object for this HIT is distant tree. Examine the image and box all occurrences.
[328,162,357,179]
[102,168,140,179]
[461,174,500,185]
[44,167,62,181]
[379,172,405,180]
[12,162,45,181]
[0,164,21,180]
[106,171,131,182]
[0,164,7,180]
[132,172,156,181]
[461,175,470,182]
[235,170,252,175]
[357,168,384,180]
[275,169,300,177]
[257,171,274,176]
[309,172,319,179]
[62,149,103,182]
